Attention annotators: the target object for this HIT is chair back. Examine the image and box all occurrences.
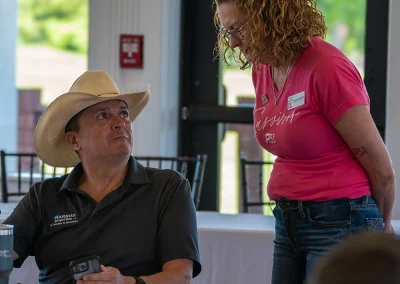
[1,150,71,203]
[134,155,207,209]
[0,151,207,209]
[239,155,275,213]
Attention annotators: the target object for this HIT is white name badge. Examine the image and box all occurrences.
[288,91,305,110]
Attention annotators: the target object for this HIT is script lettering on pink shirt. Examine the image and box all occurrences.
[254,107,301,132]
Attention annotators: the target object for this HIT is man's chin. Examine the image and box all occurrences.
[118,148,132,157]
[110,146,132,159]
[110,152,131,162]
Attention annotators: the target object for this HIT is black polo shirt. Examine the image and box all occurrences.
[4,157,201,283]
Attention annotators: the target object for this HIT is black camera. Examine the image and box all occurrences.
[69,255,101,282]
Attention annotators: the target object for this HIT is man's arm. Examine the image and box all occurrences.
[78,259,193,284]
[4,185,40,266]
[79,174,200,284]
[140,259,192,284]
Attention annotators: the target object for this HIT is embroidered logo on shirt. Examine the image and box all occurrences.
[50,213,78,227]
[254,108,300,131]
[265,133,276,144]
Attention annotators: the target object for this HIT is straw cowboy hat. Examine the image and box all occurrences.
[34,70,150,168]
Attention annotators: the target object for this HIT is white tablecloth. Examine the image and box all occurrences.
[1,204,275,284]
[193,212,275,284]
[4,203,400,284]
[0,202,16,221]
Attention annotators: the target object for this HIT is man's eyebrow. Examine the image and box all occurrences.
[93,105,128,113]
[93,107,110,113]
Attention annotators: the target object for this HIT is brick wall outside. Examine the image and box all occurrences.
[18,89,45,172]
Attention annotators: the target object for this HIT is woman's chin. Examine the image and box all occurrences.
[241,50,253,63]
[244,54,254,64]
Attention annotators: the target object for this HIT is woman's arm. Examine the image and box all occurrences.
[335,104,395,232]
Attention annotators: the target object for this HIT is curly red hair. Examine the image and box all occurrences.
[214,0,327,69]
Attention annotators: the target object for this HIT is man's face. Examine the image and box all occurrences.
[68,100,133,161]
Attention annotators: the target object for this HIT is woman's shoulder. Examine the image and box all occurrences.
[304,37,350,64]
[296,37,358,77]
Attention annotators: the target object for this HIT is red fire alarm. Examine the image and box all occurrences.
[120,34,144,69]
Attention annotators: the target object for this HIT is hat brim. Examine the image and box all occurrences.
[34,89,150,167]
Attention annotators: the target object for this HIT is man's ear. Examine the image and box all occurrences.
[65,132,80,151]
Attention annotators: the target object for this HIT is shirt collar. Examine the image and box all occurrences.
[58,156,150,193]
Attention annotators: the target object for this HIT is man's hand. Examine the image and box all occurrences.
[77,265,136,284]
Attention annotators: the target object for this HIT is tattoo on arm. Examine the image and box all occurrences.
[352,146,368,157]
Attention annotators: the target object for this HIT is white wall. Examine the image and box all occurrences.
[386,0,400,219]
[88,0,181,157]
[3,0,398,213]
[0,0,18,153]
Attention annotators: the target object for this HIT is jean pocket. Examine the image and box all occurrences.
[306,207,350,227]
[366,218,384,232]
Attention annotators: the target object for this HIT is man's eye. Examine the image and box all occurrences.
[97,113,107,120]
[120,111,129,118]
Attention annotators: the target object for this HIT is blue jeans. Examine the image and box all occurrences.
[271,195,383,284]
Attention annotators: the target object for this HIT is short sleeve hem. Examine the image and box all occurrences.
[327,95,369,126]
[160,254,201,278]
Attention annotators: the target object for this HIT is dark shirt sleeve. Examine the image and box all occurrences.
[3,185,41,268]
[156,176,201,278]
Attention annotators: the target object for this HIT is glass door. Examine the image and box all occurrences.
[218,0,367,214]
[179,0,387,213]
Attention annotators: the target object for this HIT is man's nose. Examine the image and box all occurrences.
[111,115,126,130]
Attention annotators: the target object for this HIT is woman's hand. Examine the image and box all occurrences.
[384,222,395,234]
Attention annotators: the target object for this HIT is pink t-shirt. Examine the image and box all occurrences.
[252,37,371,202]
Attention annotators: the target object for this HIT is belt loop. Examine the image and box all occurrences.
[362,195,368,207]
[298,201,306,218]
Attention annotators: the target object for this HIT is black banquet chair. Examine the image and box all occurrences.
[134,155,207,209]
[1,150,207,209]
[239,155,275,213]
[0,150,71,203]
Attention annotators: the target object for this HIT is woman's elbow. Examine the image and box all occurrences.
[377,165,396,186]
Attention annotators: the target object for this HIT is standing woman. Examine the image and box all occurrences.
[214,0,395,283]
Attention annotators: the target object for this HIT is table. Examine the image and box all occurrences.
[4,203,400,284]
[193,211,275,284]
[1,203,276,284]
[0,203,16,223]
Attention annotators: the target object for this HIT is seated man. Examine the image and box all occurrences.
[4,70,201,284]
